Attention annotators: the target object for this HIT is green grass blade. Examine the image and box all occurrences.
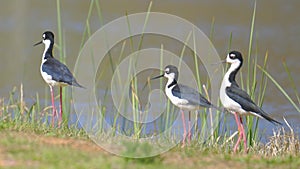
[95,0,104,26]
[250,41,258,99]
[258,51,269,106]
[79,0,95,48]
[137,1,152,51]
[257,65,300,113]
[192,29,201,92]
[282,58,300,105]
[247,0,256,93]
[178,31,192,72]
[56,0,64,63]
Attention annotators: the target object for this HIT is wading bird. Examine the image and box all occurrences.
[34,31,84,127]
[220,51,281,153]
[152,65,220,147]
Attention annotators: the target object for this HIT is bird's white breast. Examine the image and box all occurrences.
[165,84,198,110]
[220,72,248,115]
[40,59,67,87]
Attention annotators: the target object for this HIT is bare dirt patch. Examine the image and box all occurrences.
[38,135,104,153]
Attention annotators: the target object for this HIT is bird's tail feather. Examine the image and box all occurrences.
[261,112,282,125]
[72,81,85,89]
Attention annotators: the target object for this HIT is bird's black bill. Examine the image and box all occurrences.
[33,41,43,46]
[151,74,164,80]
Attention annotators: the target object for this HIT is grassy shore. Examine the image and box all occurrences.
[0,126,299,169]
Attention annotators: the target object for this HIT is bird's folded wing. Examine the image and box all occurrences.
[225,85,260,112]
[172,84,212,108]
[42,58,75,85]
[226,85,281,125]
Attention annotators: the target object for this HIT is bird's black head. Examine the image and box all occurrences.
[34,31,55,46]
[42,31,54,42]
[226,51,243,65]
[226,51,243,83]
[151,65,179,81]
[164,65,179,81]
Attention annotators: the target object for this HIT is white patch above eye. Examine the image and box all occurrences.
[42,34,46,39]
[230,53,236,57]
[165,68,170,72]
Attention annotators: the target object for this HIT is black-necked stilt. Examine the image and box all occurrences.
[34,31,84,127]
[220,51,281,153]
[152,65,220,146]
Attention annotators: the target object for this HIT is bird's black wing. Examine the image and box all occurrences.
[42,58,83,88]
[171,84,213,108]
[226,85,281,125]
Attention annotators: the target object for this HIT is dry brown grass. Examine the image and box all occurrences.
[258,119,300,156]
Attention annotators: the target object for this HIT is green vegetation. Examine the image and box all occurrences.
[0,129,299,168]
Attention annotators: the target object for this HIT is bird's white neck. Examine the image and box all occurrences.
[220,61,241,108]
[165,77,176,89]
[222,61,241,87]
[42,40,52,62]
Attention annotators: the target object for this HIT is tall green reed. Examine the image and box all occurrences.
[55,0,69,126]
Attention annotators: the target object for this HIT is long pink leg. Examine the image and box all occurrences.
[49,86,56,127]
[233,112,242,153]
[59,86,63,127]
[188,111,191,144]
[181,110,186,147]
[239,117,248,153]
